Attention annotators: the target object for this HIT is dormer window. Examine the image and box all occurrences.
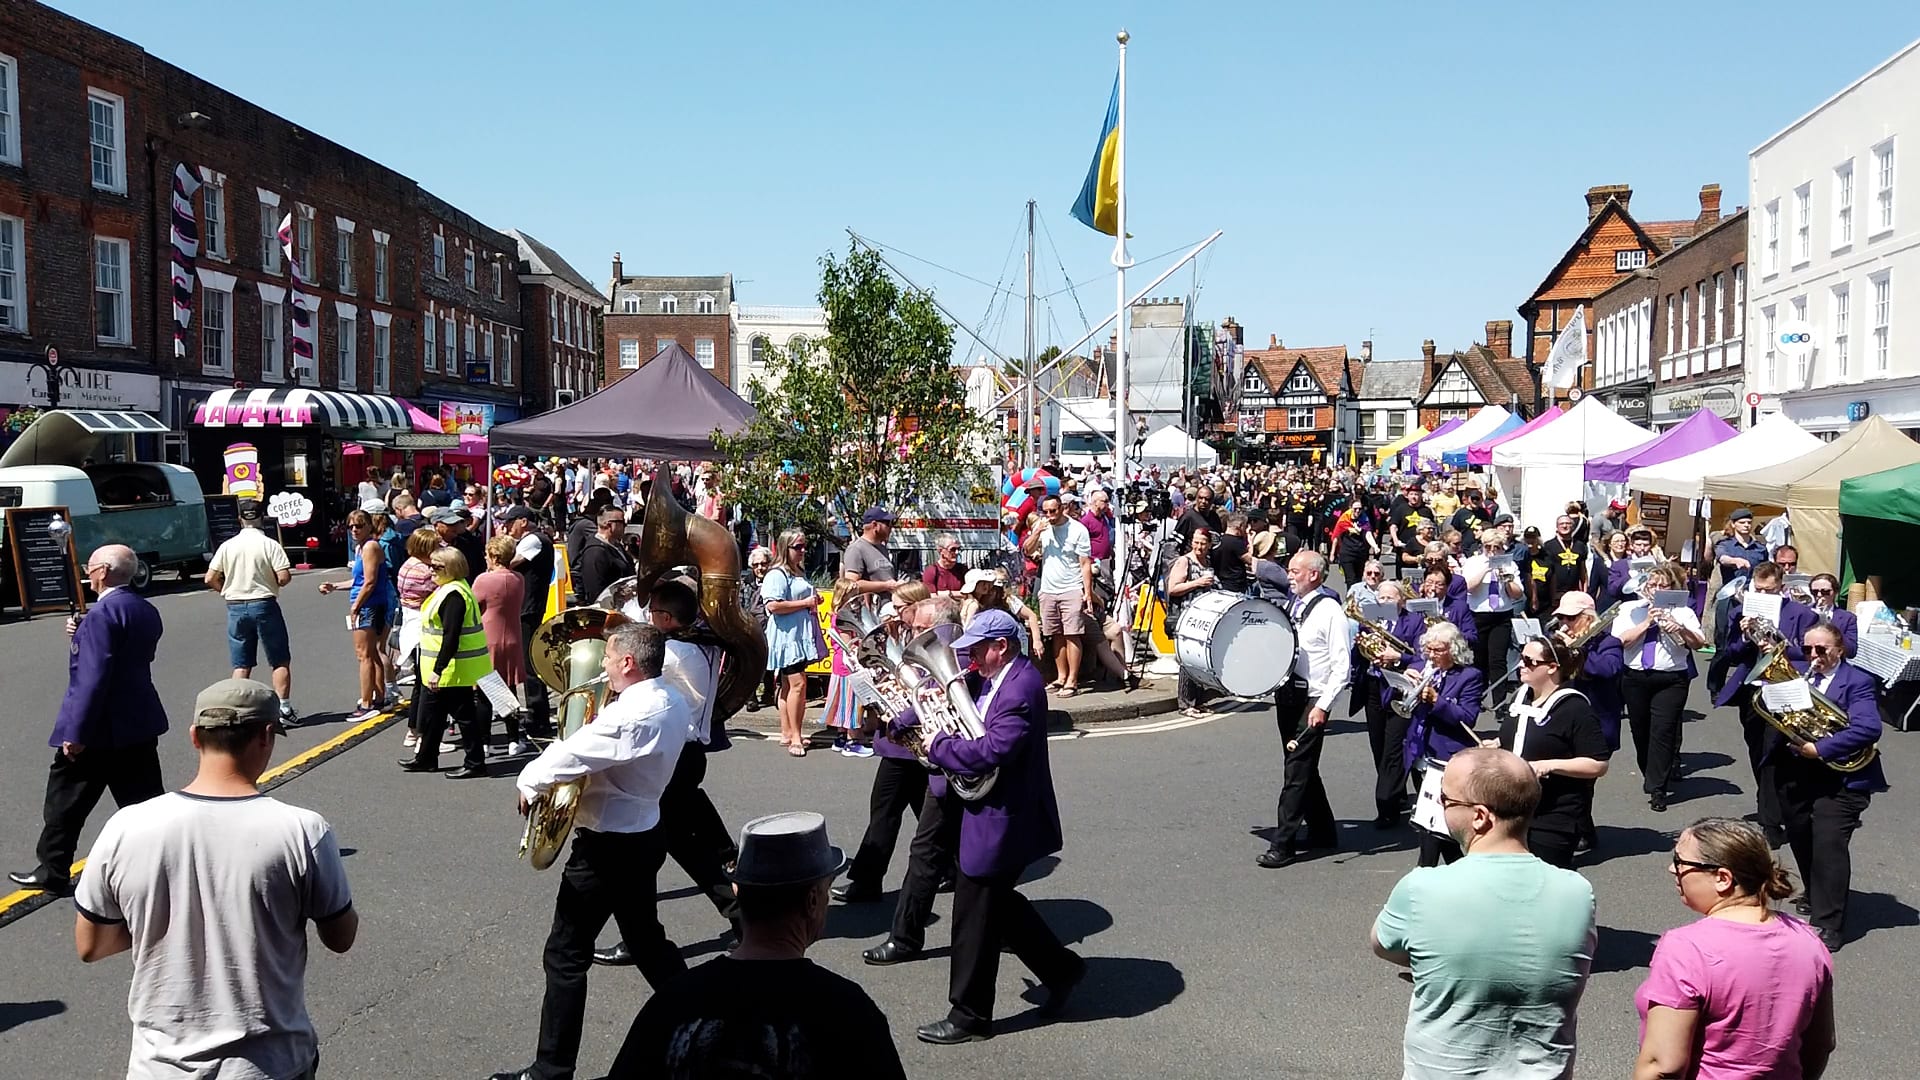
[696,295,716,314]
[621,295,639,313]
[659,295,678,314]
[1615,249,1648,271]
[1285,370,1318,393]
[1243,371,1264,392]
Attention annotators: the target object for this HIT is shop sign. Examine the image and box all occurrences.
[395,432,461,449]
[438,401,495,435]
[1268,430,1332,450]
[0,361,162,411]
[1654,383,1741,422]
[1847,401,1872,422]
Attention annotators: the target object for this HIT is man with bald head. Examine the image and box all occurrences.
[10,545,170,893]
[1371,748,1597,1079]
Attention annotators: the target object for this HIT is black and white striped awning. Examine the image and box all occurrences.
[191,388,411,434]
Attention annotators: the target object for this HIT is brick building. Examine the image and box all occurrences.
[1237,337,1345,460]
[1411,322,1534,431]
[603,255,734,388]
[511,229,604,410]
[414,189,522,422]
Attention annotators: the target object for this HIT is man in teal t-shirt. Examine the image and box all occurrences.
[1371,748,1596,1079]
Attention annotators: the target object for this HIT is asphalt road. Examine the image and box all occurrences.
[2,577,1919,1077]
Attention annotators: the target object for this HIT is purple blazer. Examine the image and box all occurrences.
[1767,660,1888,793]
[1825,608,1859,658]
[1400,662,1485,773]
[50,588,167,750]
[1438,594,1477,645]
[1569,634,1624,752]
[923,655,1063,879]
[1713,596,1819,707]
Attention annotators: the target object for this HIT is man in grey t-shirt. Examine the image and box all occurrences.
[75,679,357,1080]
[837,506,903,632]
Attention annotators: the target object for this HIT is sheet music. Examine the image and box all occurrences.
[1651,589,1691,611]
[1362,602,1399,624]
[1406,598,1441,616]
[1411,767,1448,835]
[1742,591,1783,628]
[1759,678,1813,713]
[1512,617,1543,641]
[841,669,890,713]
[1381,668,1422,697]
[476,671,521,716]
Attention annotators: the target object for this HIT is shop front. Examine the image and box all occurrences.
[1232,427,1333,463]
[1651,378,1743,432]
[1594,380,1651,428]
[1,355,164,460]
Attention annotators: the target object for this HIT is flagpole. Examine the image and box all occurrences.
[1112,28,1134,589]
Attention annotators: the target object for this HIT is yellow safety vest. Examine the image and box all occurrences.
[420,580,490,688]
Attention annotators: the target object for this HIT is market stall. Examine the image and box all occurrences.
[1583,409,1735,484]
[1137,424,1219,469]
[1415,405,1509,471]
[1490,398,1650,530]
[1839,460,1920,610]
[490,343,755,460]
[1392,417,1462,471]
[1371,424,1429,467]
[1465,406,1561,467]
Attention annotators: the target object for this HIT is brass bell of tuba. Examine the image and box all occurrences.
[521,606,627,870]
[888,628,999,801]
[1747,646,1878,773]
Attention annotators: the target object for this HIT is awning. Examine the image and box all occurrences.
[192,388,410,435]
[1373,425,1429,465]
[0,409,171,469]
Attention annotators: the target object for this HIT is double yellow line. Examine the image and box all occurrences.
[0,706,403,924]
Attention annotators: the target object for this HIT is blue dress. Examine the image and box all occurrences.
[760,566,822,671]
[348,542,394,631]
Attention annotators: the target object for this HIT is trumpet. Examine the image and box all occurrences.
[1391,665,1438,719]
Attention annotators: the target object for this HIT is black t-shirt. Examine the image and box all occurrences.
[1391,500,1434,544]
[513,530,555,622]
[1211,533,1251,592]
[1498,692,1609,838]
[1175,506,1222,543]
[1449,505,1488,546]
[609,956,907,1080]
[452,530,485,585]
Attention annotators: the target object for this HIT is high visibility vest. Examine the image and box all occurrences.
[420,580,490,688]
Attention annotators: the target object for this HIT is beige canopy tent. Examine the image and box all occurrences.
[1702,415,1920,576]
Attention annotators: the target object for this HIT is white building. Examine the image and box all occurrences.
[731,303,827,396]
[1748,37,1920,438]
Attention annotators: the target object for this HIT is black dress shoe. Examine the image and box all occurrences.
[445,766,488,779]
[916,1019,991,1045]
[1649,792,1668,813]
[1817,928,1844,952]
[1794,896,1812,917]
[1372,814,1401,830]
[863,939,921,966]
[1039,955,1087,1016]
[1254,847,1299,869]
[832,880,882,903]
[7,869,70,893]
[936,876,955,893]
[397,759,437,772]
[593,942,634,967]
[487,1068,535,1080]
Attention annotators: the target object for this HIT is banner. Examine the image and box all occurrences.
[168,164,201,359]
[439,402,494,435]
[1543,306,1588,390]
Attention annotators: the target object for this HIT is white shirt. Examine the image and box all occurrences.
[1036,519,1092,595]
[74,792,351,1080]
[516,677,688,833]
[209,526,292,601]
[661,638,719,745]
[1290,590,1353,713]
[1614,602,1704,672]
[1462,551,1521,613]
[514,532,545,564]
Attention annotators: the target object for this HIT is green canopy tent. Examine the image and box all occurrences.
[1839,460,1920,609]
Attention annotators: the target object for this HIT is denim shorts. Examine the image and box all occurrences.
[227,599,291,670]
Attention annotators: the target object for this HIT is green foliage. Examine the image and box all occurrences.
[715,245,999,537]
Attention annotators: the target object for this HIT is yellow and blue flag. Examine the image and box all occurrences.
[1070,76,1120,236]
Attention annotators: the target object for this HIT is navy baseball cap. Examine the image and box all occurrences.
[861,507,895,526]
[951,608,1021,650]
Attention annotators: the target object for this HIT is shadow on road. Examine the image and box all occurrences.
[1669,776,1744,804]
[999,956,1185,1033]
[1031,898,1114,948]
[1592,925,1659,974]
[0,999,67,1034]
[1018,855,1061,886]
[1847,891,1920,945]
[1581,824,1676,866]
[1677,750,1735,774]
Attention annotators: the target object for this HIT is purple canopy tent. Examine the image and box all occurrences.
[1582,409,1736,484]
[1467,406,1563,466]
[1394,417,1463,470]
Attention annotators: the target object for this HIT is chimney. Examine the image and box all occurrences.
[1421,339,1437,379]
[611,250,624,283]
[1585,184,1633,221]
[1484,319,1513,358]
[1269,333,1278,349]
[1697,183,1723,229]
[1221,316,1242,345]
[1361,339,1373,362]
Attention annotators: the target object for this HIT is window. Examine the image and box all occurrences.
[335,223,353,293]
[696,295,715,314]
[1287,407,1315,430]
[432,233,446,277]
[259,193,281,273]
[94,237,129,343]
[442,315,456,372]
[1359,412,1378,442]
[0,214,22,332]
[1665,294,1675,355]
[492,262,503,301]
[621,294,639,314]
[202,180,226,259]
[1792,185,1811,264]
[372,323,390,392]
[1874,141,1896,235]
[568,303,578,346]
[1791,295,1809,385]
[619,339,640,369]
[201,288,231,372]
[1615,249,1647,272]
[1438,407,1470,422]
[0,53,17,165]
[1831,284,1851,381]
[1696,281,1708,354]
[336,314,356,389]
[462,322,476,371]
[423,315,437,372]
[1285,369,1318,393]
[482,330,495,383]
[694,337,715,368]
[462,248,475,289]
[1680,289,1691,350]
[1834,161,1855,248]
[1762,306,1778,389]
[655,337,675,356]
[659,296,677,314]
[1764,201,1780,275]
[501,332,513,386]
[549,294,559,338]
[373,233,390,302]
[751,335,769,367]
[87,89,125,193]
[1872,273,1890,376]
[295,207,314,281]
[1241,369,1263,393]
[1733,265,1746,340]
[1387,412,1407,440]
[1713,273,1725,344]
[260,297,282,381]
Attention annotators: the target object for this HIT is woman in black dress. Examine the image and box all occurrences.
[1493,635,1612,868]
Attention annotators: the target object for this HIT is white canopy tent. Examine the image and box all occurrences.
[1627,413,1822,501]
[1489,396,1652,530]
[1136,424,1218,468]
[1414,404,1511,469]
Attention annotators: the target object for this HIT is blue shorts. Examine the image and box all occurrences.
[227,599,291,670]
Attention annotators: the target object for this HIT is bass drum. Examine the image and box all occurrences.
[1174,591,1298,697]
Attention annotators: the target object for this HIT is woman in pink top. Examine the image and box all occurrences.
[1634,817,1836,1080]
[474,535,532,757]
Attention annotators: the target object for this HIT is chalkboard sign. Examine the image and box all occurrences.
[204,494,243,552]
[5,506,87,618]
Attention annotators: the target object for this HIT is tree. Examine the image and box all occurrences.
[715,244,999,537]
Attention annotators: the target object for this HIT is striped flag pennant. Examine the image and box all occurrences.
[168,163,201,358]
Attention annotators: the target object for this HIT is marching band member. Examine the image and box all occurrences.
[1613,564,1705,812]
[1807,573,1858,657]
[493,623,690,1080]
[1358,581,1432,828]
[1258,551,1353,869]
[1420,566,1477,647]
[1419,541,1468,604]
[1606,526,1660,603]
[1710,560,1819,846]
[1400,621,1485,867]
[1461,526,1527,700]
[1770,620,1887,951]
[1551,592,1624,753]
[1493,637,1610,870]
[905,609,1085,1044]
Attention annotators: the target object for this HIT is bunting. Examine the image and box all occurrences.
[280,212,316,381]
[168,164,201,359]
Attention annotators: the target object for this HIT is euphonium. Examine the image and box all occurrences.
[1747,646,1877,773]
[1346,595,1416,668]
[521,607,626,870]
[883,628,999,801]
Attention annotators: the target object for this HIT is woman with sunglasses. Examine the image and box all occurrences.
[1634,817,1835,1080]
[1615,563,1706,811]
[761,528,824,756]
[317,508,392,720]
[1805,573,1858,656]
[1401,620,1485,864]
[1491,636,1610,868]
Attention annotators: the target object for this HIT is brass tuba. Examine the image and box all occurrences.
[886,628,999,801]
[1747,646,1877,773]
[1347,595,1416,668]
[521,606,627,870]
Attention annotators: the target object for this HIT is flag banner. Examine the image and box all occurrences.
[281,213,316,381]
[1543,306,1588,390]
[1070,75,1120,236]
[169,163,202,359]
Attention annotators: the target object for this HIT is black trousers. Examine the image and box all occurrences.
[1529,827,1579,870]
[1776,759,1871,936]
[1271,678,1336,851]
[849,756,930,887]
[1734,691,1784,834]
[1622,669,1689,795]
[520,616,554,738]
[475,687,524,744]
[533,827,685,1080]
[891,787,960,950]
[1364,680,1411,818]
[1471,610,1514,700]
[947,869,1080,1033]
[1177,670,1214,710]
[33,739,164,882]
[411,684,482,770]
[1335,554,1367,591]
[658,744,738,920]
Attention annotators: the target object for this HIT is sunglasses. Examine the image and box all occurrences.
[788,543,807,550]
[1519,654,1554,669]
[1671,854,1723,877]
[1806,643,1840,654]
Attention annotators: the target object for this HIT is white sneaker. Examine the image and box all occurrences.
[506,739,535,757]
[347,705,382,722]
[439,741,460,754]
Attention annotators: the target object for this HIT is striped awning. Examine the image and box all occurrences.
[192,388,410,434]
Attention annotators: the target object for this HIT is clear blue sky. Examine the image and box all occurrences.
[53,0,1920,365]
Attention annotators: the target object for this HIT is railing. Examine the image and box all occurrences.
[1659,337,1743,383]
[735,305,826,322]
